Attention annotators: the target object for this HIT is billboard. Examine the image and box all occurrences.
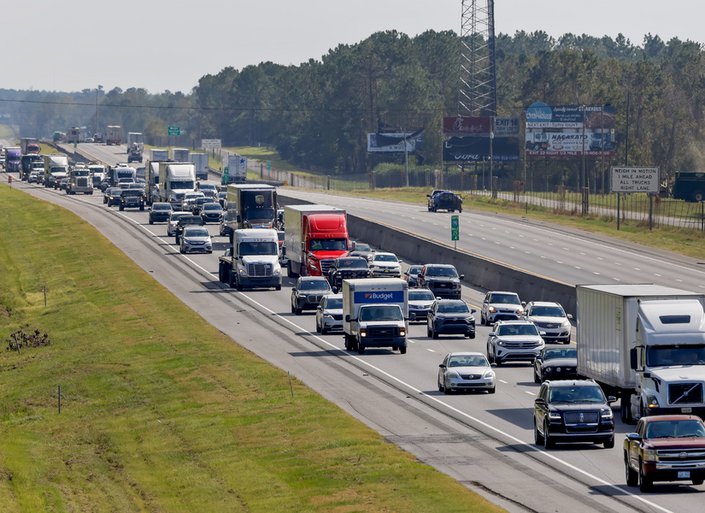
[525,102,617,157]
[442,116,520,162]
[367,131,423,153]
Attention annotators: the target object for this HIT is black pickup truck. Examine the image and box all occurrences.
[326,256,371,291]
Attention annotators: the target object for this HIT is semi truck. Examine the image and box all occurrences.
[20,137,40,155]
[109,165,136,186]
[66,166,93,195]
[190,152,208,180]
[106,125,122,146]
[284,204,348,278]
[21,154,43,180]
[158,162,196,209]
[342,278,408,354]
[172,148,190,162]
[5,147,21,172]
[126,132,144,163]
[151,148,169,161]
[223,154,247,184]
[88,164,106,188]
[43,154,69,187]
[671,171,705,203]
[576,283,705,423]
[223,184,277,239]
[218,229,282,291]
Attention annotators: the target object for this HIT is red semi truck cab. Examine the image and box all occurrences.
[284,204,348,277]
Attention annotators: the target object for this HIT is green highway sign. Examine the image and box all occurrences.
[221,166,229,185]
[167,125,181,136]
[451,215,459,241]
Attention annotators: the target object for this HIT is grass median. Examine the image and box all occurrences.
[0,184,503,513]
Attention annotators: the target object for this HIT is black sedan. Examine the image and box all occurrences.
[427,299,476,339]
[200,202,224,224]
[103,187,123,207]
[533,347,577,383]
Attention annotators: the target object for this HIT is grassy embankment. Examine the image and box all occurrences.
[0,184,502,512]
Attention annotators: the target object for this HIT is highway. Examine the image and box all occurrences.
[10,143,704,513]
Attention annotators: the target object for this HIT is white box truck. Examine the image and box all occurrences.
[172,148,190,162]
[342,278,408,355]
[217,229,282,291]
[225,154,247,184]
[576,284,705,422]
[158,162,196,208]
[151,149,169,161]
[191,152,209,180]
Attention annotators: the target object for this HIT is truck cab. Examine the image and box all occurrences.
[342,278,408,355]
[66,167,93,195]
[218,229,282,291]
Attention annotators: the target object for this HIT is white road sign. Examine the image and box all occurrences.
[610,166,659,193]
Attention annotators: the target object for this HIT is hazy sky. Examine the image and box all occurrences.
[3,0,703,94]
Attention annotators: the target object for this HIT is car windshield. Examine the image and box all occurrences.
[122,190,142,196]
[310,239,347,251]
[647,345,705,366]
[153,204,171,211]
[325,298,343,309]
[407,266,422,275]
[170,213,189,222]
[239,241,277,256]
[359,305,403,322]
[490,293,521,305]
[543,348,577,360]
[646,420,705,439]
[438,302,470,314]
[299,279,330,291]
[374,254,398,262]
[171,181,195,190]
[337,258,367,269]
[352,242,370,251]
[200,185,216,191]
[409,290,435,301]
[549,386,605,404]
[531,306,565,317]
[425,266,458,278]
[497,324,538,336]
[185,228,209,237]
[203,204,221,211]
[447,355,488,368]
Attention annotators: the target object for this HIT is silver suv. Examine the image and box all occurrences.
[523,301,572,344]
[486,320,545,366]
[480,290,525,325]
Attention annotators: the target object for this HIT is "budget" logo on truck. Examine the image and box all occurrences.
[355,291,404,303]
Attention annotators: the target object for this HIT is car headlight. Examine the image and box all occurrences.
[399,328,406,337]
[483,370,495,379]
[600,407,613,420]
[516,308,525,315]
[238,268,247,275]
[273,268,281,276]
[360,329,367,338]
[497,340,505,346]
[646,395,660,409]
[544,366,553,374]
[447,371,461,379]
[562,319,571,328]
[548,411,562,420]
[643,448,659,462]
[323,314,334,320]
[488,306,497,313]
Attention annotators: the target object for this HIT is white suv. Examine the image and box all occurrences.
[480,291,525,325]
[486,320,545,366]
[368,252,402,277]
[523,301,572,344]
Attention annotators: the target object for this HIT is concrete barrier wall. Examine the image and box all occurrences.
[278,193,577,315]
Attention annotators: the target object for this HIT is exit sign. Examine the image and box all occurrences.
[167,126,181,136]
[451,215,459,241]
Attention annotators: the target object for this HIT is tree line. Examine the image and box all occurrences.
[3,29,704,186]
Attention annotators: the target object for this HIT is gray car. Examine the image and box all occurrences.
[523,301,572,344]
[486,320,545,366]
[179,226,213,254]
[291,277,332,315]
[315,294,343,334]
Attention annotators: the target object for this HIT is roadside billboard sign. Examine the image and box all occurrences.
[611,167,660,193]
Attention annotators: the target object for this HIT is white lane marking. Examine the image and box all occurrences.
[613,277,621,281]
[676,279,683,283]
[654,273,662,277]
[540,255,546,259]
[116,210,675,513]
[634,267,641,271]
[556,261,563,264]
[593,272,600,275]
[499,379,508,384]
[597,257,604,261]
[524,391,536,396]
[579,252,586,256]
[562,247,569,251]
[426,348,436,353]
[510,246,516,250]
[574,266,581,270]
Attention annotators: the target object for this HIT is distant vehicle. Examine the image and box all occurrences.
[191,152,209,180]
[624,415,705,491]
[105,125,122,145]
[179,226,212,254]
[126,132,144,163]
[103,187,123,207]
[486,320,545,366]
[427,299,476,339]
[218,229,281,290]
[197,182,218,198]
[5,147,21,173]
[368,252,402,278]
[148,202,173,224]
[191,196,211,215]
[417,264,463,300]
[427,190,462,213]
[534,380,616,449]
[533,347,577,383]
[671,171,705,202]
[326,256,371,290]
[28,170,42,183]
[20,137,40,155]
[315,294,343,334]
[66,167,93,195]
[119,189,145,211]
[480,291,525,325]
[200,202,224,224]
[438,352,495,394]
[523,301,572,344]
[174,215,205,244]
[404,265,423,287]
[408,288,435,323]
[224,154,247,184]
[167,212,191,237]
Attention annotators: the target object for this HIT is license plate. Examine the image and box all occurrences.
[678,471,691,479]
[681,407,693,413]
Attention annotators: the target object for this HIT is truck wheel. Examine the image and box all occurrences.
[625,453,638,486]
[432,328,439,340]
[533,368,541,384]
[534,419,545,446]
[288,261,299,279]
[236,280,243,291]
[275,284,281,291]
[357,342,365,355]
[228,271,236,289]
[119,205,124,211]
[693,190,704,202]
[543,421,555,449]
[399,345,407,354]
[620,393,634,424]
[603,437,615,449]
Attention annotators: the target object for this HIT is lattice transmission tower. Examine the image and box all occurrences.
[459,0,497,116]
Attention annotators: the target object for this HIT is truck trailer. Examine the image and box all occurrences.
[190,152,208,180]
[576,283,705,423]
[224,154,247,184]
[5,147,21,173]
[106,125,122,146]
[342,278,408,354]
[158,162,196,208]
[223,184,277,239]
[284,204,348,278]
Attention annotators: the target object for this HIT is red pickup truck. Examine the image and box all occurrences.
[624,415,705,491]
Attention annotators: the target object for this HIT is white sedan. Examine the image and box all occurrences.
[437,352,496,394]
[368,252,402,277]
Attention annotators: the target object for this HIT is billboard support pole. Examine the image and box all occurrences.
[617,192,621,231]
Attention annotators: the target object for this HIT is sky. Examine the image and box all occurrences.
[3,0,704,94]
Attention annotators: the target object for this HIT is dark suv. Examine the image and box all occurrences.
[427,190,463,213]
[417,264,463,299]
[119,189,145,211]
[534,380,616,449]
[427,299,476,339]
[326,256,370,290]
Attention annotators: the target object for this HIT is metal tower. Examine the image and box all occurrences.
[459,0,497,116]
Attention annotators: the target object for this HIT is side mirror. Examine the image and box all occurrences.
[567,313,574,320]
[317,306,322,310]
[489,332,496,337]
[459,274,465,280]
[626,433,641,442]
[292,288,297,292]
[534,398,546,406]
[439,364,446,369]
[630,347,638,370]
[345,314,351,323]
[607,396,617,404]
[470,309,477,314]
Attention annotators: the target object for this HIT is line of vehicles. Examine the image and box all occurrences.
[14,153,705,492]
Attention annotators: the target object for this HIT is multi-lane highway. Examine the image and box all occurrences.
[9,143,704,513]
